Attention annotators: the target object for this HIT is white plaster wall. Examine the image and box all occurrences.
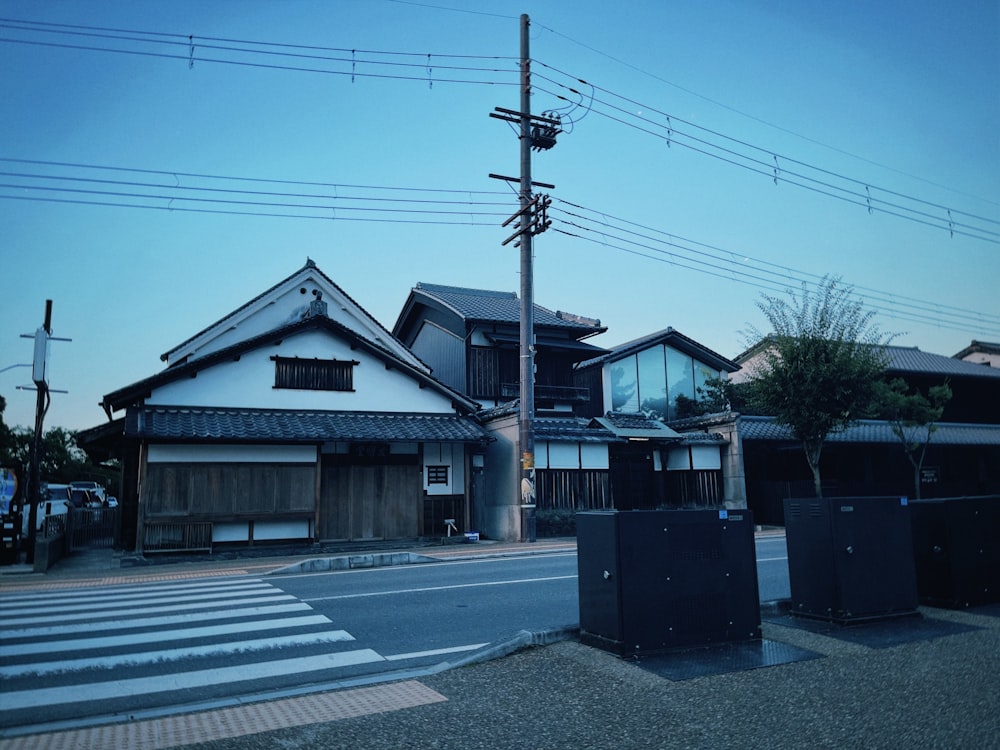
[580,443,609,469]
[172,273,424,371]
[691,445,722,470]
[149,328,457,413]
[546,442,581,469]
[422,443,466,496]
[666,448,691,470]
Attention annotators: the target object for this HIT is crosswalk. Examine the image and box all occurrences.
[0,577,476,728]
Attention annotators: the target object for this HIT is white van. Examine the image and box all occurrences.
[21,483,72,536]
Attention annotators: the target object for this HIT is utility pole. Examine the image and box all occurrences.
[19,300,70,564]
[26,300,52,564]
[490,13,560,542]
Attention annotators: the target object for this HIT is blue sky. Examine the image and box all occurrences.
[2,0,998,431]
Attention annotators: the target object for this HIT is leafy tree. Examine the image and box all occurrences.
[745,276,892,498]
[673,377,749,420]
[0,410,116,502]
[0,395,14,469]
[875,378,952,499]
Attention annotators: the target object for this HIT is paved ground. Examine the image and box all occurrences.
[2,540,999,749]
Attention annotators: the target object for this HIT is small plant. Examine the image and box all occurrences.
[535,508,577,537]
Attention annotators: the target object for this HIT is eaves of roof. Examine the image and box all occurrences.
[953,340,1000,359]
[738,415,1000,446]
[403,283,606,336]
[125,406,493,444]
[102,315,479,416]
[590,412,683,441]
[534,417,621,443]
[576,327,739,373]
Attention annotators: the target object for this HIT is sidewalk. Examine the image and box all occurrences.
[2,538,999,749]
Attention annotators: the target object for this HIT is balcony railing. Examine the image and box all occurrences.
[500,383,590,402]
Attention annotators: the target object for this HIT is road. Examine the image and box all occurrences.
[0,536,789,735]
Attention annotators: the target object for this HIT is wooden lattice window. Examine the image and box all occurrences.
[426,465,449,485]
[272,356,358,391]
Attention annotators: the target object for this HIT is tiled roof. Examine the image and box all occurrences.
[954,340,1000,357]
[739,415,1000,446]
[677,432,728,445]
[737,340,1000,381]
[591,412,683,440]
[474,404,620,443]
[534,417,620,443]
[412,283,603,332]
[126,406,493,444]
[885,345,1000,379]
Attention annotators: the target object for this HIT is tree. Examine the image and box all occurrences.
[673,376,750,419]
[875,377,952,499]
[745,276,892,498]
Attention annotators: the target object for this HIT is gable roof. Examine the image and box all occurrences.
[101,314,479,417]
[163,259,423,371]
[954,340,1000,359]
[739,415,1000,446]
[394,282,606,338]
[576,327,739,373]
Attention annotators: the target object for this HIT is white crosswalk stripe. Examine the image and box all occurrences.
[0,578,383,721]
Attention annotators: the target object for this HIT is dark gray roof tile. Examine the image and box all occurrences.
[739,415,1000,446]
[413,283,603,332]
[127,406,492,444]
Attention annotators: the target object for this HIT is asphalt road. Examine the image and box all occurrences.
[0,536,790,735]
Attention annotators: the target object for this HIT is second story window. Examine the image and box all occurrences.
[273,356,358,391]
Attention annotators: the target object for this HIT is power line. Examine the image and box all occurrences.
[531,35,999,209]
[0,18,519,85]
[2,156,995,336]
[532,73,1000,245]
[546,198,1000,338]
[554,197,997,328]
[0,157,510,195]
[0,158,514,222]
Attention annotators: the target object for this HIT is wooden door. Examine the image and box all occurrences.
[319,460,419,541]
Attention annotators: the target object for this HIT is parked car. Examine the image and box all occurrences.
[69,489,101,509]
[70,481,106,503]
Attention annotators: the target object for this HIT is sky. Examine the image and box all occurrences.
[1,0,998,432]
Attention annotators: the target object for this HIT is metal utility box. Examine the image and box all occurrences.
[909,495,1000,608]
[577,509,761,655]
[784,496,918,623]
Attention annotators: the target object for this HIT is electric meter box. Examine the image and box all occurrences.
[577,509,761,655]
